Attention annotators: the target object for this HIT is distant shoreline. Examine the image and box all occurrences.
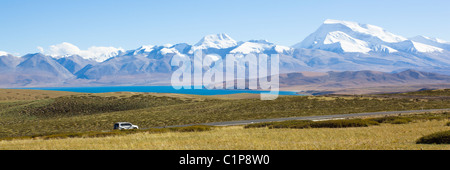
[6,86,304,96]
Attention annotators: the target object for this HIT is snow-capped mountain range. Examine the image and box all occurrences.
[1,19,450,87]
[293,19,446,53]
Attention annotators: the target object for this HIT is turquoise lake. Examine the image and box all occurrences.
[20,86,302,96]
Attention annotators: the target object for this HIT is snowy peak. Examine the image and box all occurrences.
[410,41,444,53]
[230,39,293,54]
[82,46,124,62]
[135,45,156,54]
[322,19,407,43]
[412,35,449,44]
[130,44,187,56]
[323,31,371,53]
[231,43,267,54]
[130,45,156,55]
[372,45,398,53]
[247,39,272,44]
[410,35,450,51]
[294,19,446,54]
[194,33,237,49]
[391,40,444,53]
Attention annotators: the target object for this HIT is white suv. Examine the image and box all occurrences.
[114,122,139,130]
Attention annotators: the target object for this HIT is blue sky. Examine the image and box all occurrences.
[1,0,449,55]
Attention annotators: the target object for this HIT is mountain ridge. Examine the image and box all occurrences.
[1,19,450,87]
[277,69,450,94]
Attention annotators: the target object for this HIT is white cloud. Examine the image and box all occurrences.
[37,46,44,53]
[0,51,9,56]
[40,42,124,62]
[47,42,81,57]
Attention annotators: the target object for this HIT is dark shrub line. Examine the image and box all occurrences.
[416,130,450,144]
[245,112,450,129]
[367,116,412,124]
[245,119,379,129]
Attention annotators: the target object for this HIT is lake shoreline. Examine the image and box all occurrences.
[9,85,304,96]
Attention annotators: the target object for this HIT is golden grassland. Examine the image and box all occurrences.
[0,89,80,101]
[1,119,448,150]
[0,88,449,150]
